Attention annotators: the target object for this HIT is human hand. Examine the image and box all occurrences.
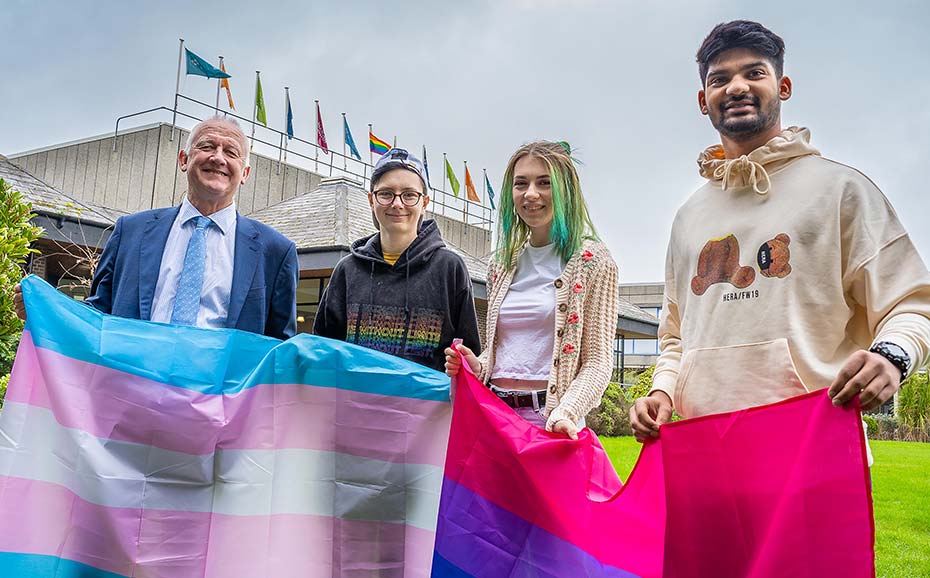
[551,419,580,440]
[444,343,478,377]
[828,350,903,412]
[14,283,26,321]
[630,390,673,442]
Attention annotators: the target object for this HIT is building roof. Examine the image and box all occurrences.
[617,297,659,325]
[249,176,491,284]
[0,155,121,226]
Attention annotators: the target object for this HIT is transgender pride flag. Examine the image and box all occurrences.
[0,276,451,577]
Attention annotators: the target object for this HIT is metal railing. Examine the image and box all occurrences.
[114,96,496,229]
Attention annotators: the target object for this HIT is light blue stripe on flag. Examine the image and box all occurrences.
[0,552,129,578]
[20,275,450,400]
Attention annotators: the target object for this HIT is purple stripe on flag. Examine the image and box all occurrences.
[0,475,438,578]
[434,477,640,578]
[9,335,450,465]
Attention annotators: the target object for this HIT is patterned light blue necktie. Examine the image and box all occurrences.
[171,216,212,326]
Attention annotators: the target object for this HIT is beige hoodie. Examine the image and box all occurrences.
[651,127,930,418]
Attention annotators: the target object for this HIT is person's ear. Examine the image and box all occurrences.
[779,75,792,101]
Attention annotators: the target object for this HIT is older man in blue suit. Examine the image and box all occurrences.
[17,117,298,339]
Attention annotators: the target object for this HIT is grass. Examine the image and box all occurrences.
[600,437,930,578]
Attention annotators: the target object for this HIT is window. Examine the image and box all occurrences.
[631,339,659,355]
[296,277,329,334]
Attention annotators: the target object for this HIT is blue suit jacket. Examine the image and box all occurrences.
[86,206,298,340]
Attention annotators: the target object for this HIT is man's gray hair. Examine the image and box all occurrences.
[184,117,251,167]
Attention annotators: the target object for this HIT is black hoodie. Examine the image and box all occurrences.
[314,219,481,372]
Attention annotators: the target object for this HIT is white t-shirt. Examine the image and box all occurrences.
[491,243,565,381]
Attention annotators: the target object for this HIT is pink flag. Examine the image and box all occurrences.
[316,100,329,154]
[434,363,875,577]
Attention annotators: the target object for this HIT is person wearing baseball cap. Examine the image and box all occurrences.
[313,148,481,372]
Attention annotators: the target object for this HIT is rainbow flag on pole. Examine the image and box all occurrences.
[433,360,876,577]
[1,276,451,577]
[369,131,390,156]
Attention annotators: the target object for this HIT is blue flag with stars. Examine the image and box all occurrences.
[185,49,230,79]
[344,116,361,160]
[485,172,496,210]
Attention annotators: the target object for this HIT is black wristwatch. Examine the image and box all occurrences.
[869,341,911,380]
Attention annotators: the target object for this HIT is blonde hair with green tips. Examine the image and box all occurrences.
[495,141,599,270]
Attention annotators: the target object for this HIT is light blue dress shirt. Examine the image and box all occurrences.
[151,198,237,328]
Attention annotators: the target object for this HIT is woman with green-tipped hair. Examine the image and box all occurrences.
[445,140,619,439]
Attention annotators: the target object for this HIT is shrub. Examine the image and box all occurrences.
[896,371,929,442]
[587,366,656,436]
[0,178,43,405]
[862,414,878,438]
[872,414,899,441]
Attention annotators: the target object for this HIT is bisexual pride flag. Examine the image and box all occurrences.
[0,276,451,577]
[433,362,876,577]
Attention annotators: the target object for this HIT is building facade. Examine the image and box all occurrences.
[4,120,658,377]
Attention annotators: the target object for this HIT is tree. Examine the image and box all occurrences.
[0,178,43,398]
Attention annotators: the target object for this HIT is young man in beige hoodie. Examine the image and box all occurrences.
[631,20,930,440]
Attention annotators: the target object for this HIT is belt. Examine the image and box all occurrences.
[490,387,546,409]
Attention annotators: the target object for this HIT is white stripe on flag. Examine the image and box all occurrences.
[0,402,442,530]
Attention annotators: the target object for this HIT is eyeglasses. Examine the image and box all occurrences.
[373,190,424,206]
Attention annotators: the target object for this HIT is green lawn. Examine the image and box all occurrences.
[600,437,930,577]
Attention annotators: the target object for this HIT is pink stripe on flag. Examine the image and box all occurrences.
[0,475,437,578]
[0,475,212,578]
[9,334,449,465]
[205,512,436,578]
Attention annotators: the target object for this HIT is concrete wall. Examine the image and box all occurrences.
[428,212,492,259]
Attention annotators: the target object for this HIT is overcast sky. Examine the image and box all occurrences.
[2,0,928,282]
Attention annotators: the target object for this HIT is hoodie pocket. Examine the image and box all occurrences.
[674,338,808,419]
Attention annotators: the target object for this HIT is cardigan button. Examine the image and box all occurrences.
[557,329,564,337]
[558,303,567,313]
[553,358,560,368]
[549,384,556,393]
[554,279,563,289]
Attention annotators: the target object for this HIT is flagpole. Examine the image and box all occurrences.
[314,99,320,172]
[393,136,397,148]
[483,168,490,227]
[342,113,347,171]
[250,71,259,153]
[280,87,289,169]
[215,56,223,114]
[463,160,468,224]
[170,38,184,142]
[368,124,373,166]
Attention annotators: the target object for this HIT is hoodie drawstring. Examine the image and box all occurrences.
[404,260,411,316]
[713,155,772,195]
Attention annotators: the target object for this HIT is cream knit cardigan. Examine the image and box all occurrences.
[477,239,619,430]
